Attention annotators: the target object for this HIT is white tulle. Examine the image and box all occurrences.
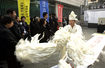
[51,27,71,48]
[15,25,105,68]
[67,34,94,68]
[15,34,57,63]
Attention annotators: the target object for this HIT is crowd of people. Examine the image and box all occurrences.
[30,12,58,42]
[0,9,60,68]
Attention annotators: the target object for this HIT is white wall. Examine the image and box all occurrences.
[84,9,105,23]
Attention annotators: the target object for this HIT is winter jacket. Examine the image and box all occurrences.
[0,25,18,60]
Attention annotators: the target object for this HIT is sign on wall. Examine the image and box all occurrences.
[40,0,49,22]
[58,4,63,23]
[18,0,30,25]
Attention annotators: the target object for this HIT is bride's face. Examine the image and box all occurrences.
[69,20,75,27]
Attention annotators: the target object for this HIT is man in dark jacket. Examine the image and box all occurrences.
[43,12,50,30]
[7,9,22,41]
[39,18,48,43]
[0,16,22,68]
[41,12,53,42]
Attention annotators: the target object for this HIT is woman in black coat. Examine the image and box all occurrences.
[39,18,52,43]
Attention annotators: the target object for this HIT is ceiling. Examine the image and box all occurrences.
[31,0,84,7]
[12,0,84,7]
[56,0,84,7]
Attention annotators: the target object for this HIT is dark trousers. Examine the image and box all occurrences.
[7,55,22,68]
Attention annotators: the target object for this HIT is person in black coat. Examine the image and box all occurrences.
[43,12,51,30]
[15,16,22,33]
[42,12,54,38]
[20,16,29,39]
[30,17,40,37]
[39,18,51,43]
[0,16,22,68]
[49,14,54,30]
[49,13,58,34]
[7,9,22,41]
